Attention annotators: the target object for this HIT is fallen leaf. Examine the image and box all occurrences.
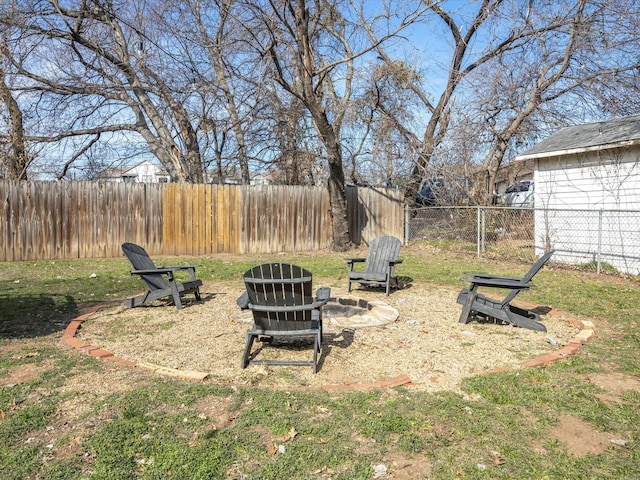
[312,466,333,475]
[267,442,277,455]
[490,450,506,465]
[281,426,298,443]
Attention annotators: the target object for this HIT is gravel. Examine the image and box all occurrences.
[77,282,581,393]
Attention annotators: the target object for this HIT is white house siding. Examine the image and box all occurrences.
[533,146,640,274]
[128,161,169,183]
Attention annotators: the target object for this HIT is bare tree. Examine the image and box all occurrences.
[3,0,637,213]
[188,0,254,184]
[362,0,538,203]
[242,0,357,249]
[2,0,207,182]
[471,0,640,202]
[360,0,640,204]
[359,59,426,188]
[267,87,320,185]
[241,0,422,249]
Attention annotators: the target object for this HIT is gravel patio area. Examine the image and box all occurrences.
[77,282,582,392]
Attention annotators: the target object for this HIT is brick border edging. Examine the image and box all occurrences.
[61,304,209,381]
[62,303,595,388]
[481,309,595,373]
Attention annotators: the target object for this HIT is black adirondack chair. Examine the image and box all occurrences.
[456,250,555,331]
[121,242,202,310]
[346,236,403,296]
[237,263,330,373]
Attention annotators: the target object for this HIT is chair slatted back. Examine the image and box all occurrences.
[364,236,402,275]
[243,263,314,331]
[122,242,168,291]
[502,250,555,305]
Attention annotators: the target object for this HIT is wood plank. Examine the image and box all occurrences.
[15,181,27,261]
[121,182,133,244]
[225,185,235,253]
[86,182,97,258]
[238,185,248,254]
[162,183,176,255]
[216,185,227,253]
[229,185,240,253]
[67,182,80,259]
[75,181,87,258]
[54,181,66,259]
[193,183,203,255]
[149,183,163,254]
[176,183,186,255]
[111,182,124,257]
[0,181,9,261]
[21,181,35,260]
[106,182,118,258]
[208,184,215,253]
[98,182,109,257]
[206,184,215,254]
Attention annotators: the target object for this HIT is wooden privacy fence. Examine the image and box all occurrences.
[0,180,404,261]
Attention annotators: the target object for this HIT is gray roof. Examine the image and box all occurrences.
[516,115,640,160]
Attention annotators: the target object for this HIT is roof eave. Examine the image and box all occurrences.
[516,138,640,161]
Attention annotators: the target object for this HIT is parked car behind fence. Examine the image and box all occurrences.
[498,180,534,207]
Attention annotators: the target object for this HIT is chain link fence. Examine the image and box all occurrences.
[406,206,640,275]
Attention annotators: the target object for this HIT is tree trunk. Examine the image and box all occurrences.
[309,106,351,250]
[0,69,28,180]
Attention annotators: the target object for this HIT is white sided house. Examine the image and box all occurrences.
[96,160,170,183]
[516,115,640,274]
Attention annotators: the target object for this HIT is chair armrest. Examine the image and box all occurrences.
[147,265,199,281]
[237,291,249,309]
[462,277,532,289]
[130,267,182,275]
[464,272,521,282]
[316,287,331,301]
[346,258,366,272]
[158,264,200,272]
[346,258,366,264]
[388,259,403,266]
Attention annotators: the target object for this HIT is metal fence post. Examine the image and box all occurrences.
[477,207,481,257]
[597,209,603,274]
[404,205,410,244]
[481,207,486,254]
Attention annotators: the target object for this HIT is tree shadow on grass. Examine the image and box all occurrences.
[0,293,79,339]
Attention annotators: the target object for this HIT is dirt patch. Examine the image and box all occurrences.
[2,356,52,386]
[370,452,432,479]
[192,395,239,430]
[382,453,432,480]
[75,282,582,393]
[580,371,640,404]
[550,414,611,456]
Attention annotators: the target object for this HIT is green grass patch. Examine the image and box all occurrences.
[0,246,639,478]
